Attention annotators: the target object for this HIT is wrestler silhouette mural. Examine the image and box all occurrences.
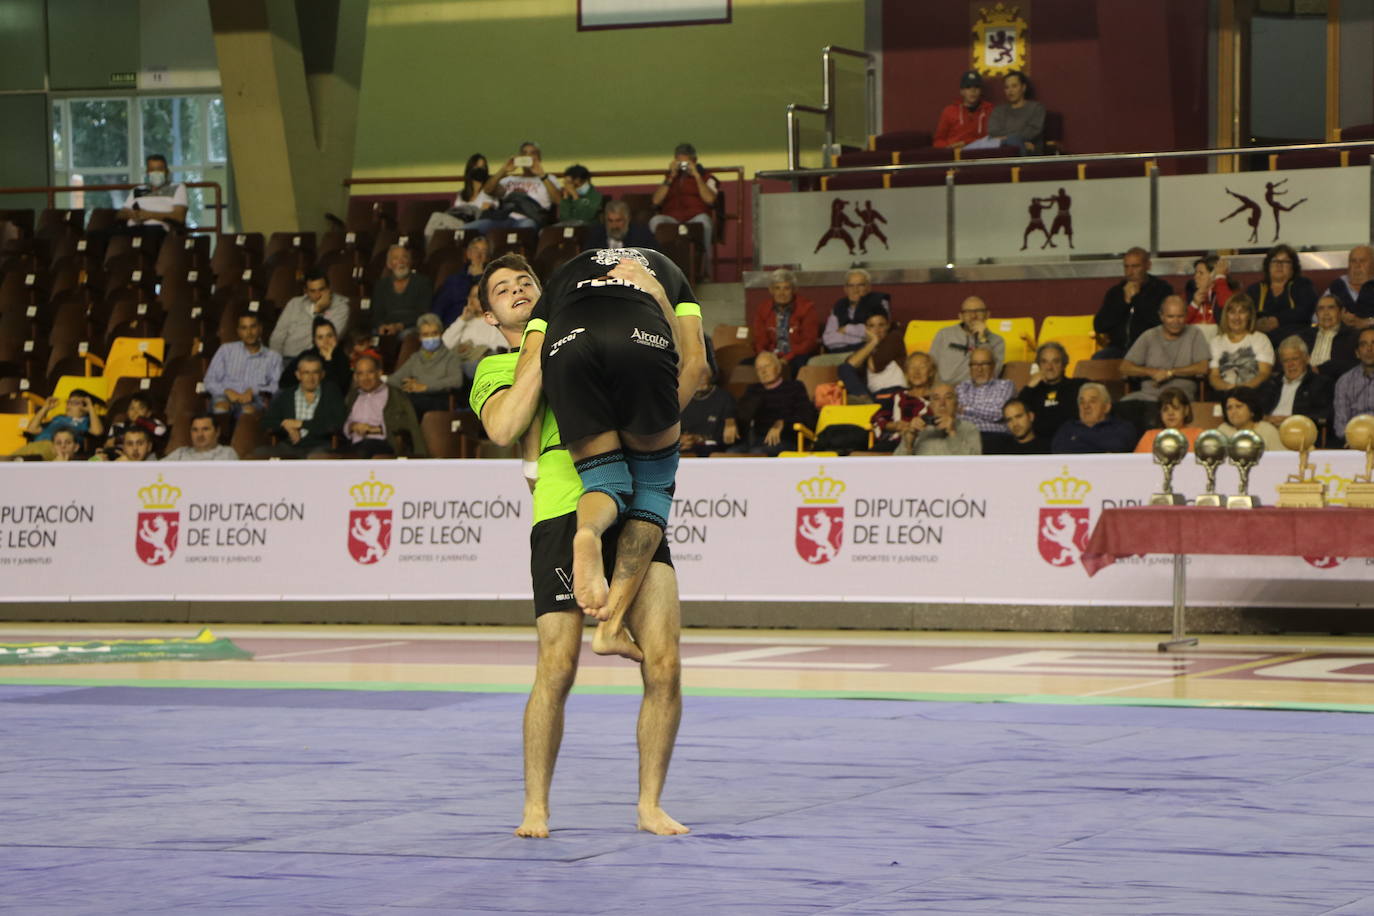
[1021,188,1073,250]
[814,199,890,256]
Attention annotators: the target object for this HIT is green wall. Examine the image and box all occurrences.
[353,0,864,180]
[47,0,140,90]
[0,0,47,91]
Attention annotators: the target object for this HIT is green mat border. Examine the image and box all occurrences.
[3,676,1373,715]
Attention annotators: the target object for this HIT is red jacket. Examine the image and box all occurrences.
[752,295,820,363]
[933,99,993,149]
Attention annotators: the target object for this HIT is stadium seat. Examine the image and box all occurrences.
[102,337,166,387]
[51,374,108,414]
[1001,360,1033,391]
[1073,358,1126,400]
[1191,401,1225,430]
[726,363,759,400]
[792,403,881,452]
[712,323,752,351]
[1039,314,1098,374]
[420,410,479,459]
[0,411,32,455]
[486,227,538,260]
[231,411,265,458]
[713,342,752,387]
[796,363,840,402]
[991,317,1036,363]
[904,319,958,355]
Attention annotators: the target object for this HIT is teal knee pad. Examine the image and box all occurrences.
[574,450,632,515]
[626,443,679,529]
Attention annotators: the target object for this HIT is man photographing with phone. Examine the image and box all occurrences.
[649,142,719,276]
[477,141,562,229]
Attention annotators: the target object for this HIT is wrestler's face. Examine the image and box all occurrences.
[485,267,540,330]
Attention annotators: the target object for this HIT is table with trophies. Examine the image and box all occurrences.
[1083,415,1374,650]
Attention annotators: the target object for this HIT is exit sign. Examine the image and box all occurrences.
[110,72,136,86]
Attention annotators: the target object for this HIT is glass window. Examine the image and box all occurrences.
[208,97,227,162]
[52,103,65,170]
[69,99,130,169]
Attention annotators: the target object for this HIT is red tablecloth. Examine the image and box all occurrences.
[1082,506,1374,576]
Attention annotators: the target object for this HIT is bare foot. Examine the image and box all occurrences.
[592,621,643,662]
[572,527,609,613]
[637,804,689,836]
[515,805,550,838]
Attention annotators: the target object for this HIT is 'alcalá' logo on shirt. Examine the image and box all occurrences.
[630,328,671,350]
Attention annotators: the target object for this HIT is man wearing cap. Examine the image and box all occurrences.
[934,71,993,150]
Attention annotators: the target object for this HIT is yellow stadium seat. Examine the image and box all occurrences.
[903,319,959,356]
[51,375,109,415]
[793,403,881,452]
[102,337,165,388]
[1039,314,1098,376]
[991,316,1036,363]
[0,413,32,455]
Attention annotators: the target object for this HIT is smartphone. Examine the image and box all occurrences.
[514,155,534,168]
[678,161,691,172]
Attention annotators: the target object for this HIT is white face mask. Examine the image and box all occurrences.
[392,266,412,280]
[148,170,167,188]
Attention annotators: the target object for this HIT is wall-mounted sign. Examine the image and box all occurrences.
[971,1,1030,77]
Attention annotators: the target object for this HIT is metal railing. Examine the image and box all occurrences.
[786,45,879,171]
[0,181,225,234]
[755,140,1374,267]
[344,167,749,283]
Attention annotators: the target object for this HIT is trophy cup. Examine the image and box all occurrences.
[1344,414,1374,508]
[1226,429,1265,508]
[1192,430,1229,506]
[1277,415,1325,507]
[1150,429,1189,505]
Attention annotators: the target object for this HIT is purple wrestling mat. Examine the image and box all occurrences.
[3,686,1374,914]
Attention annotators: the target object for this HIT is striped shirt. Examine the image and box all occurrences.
[204,342,282,405]
[1333,367,1374,433]
[956,378,1014,433]
[294,386,323,423]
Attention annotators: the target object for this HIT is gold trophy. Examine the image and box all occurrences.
[1225,429,1265,508]
[1192,429,1229,506]
[1345,414,1374,508]
[1277,415,1325,507]
[1150,429,1189,505]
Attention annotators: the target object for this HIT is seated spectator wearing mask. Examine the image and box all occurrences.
[371,245,434,338]
[342,355,427,458]
[433,235,491,327]
[7,390,103,461]
[163,414,240,461]
[1135,388,1204,453]
[839,312,907,403]
[389,313,466,416]
[817,269,891,363]
[282,316,351,396]
[736,350,816,455]
[425,153,498,239]
[750,268,820,370]
[557,164,603,225]
[442,285,509,382]
[584,199,656,251]
[111,153,188,251]
[933,70,993,150]
[893,383,981,456]
[1218,386,1285,452]
[270,270,351,360]
[1052,382,1136,454]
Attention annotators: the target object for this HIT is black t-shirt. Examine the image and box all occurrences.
[533,247,697,328]
[1018,377,1085,441]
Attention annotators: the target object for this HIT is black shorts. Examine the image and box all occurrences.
[541,296,680,446]
[529,512,673,618]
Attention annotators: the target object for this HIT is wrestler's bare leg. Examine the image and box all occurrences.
[515,611,582,837]
[625,563,689,835]
[567,430,624,612]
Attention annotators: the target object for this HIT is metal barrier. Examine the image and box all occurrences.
[785,45,878,171]
[343,167,749,282]
[0,182,225,235]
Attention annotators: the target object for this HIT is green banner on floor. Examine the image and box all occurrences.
[0,628,253,665]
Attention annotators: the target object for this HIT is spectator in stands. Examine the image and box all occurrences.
[1247,243,1316,345]
[443,285,509,382]
[977,70,1045,154]
[1094,247,1173,356]
[1218,386,1284,452]
[1184,255,1233,329]
[255,353,344,459]
[931,296,1005,384]
[342,354,426,458]
[206,313,281,416]
[680,378,738,457]
[893,383,981,456]
[1135,388,1204,453]
[1120,295,1211,405]
[1017,341,1083,441]
[584,199,656,251]
[1334,328,1374,438]
[1052,382,1136,453]
[7,390,103,460]
[1264,336,1334,429]
[934,70,993,150]
[750,268,820,369]
[270,269,351,359]
[839,312,907,402]
[475,141,561,230]
[820,269,891,359]
[389,313,465,416]
[346,328,382,368]
[49,428,81,462]
[987,398,1049,454]
[163,413,239,461]
[1208,294,1274,394]
[736,350,816,455]
[957,346,1014,451]
[433,235,491,327]
[112,153,188,250]
[872,352,935,451]
[1328,244,1374,330]
[283,316,352,396]
[425,153,497,238]
[111,426,156,462]
[650,142,720,269]
[1302,295,1360,380]
[98,393,168,460]
[371,245,434,337]
[557,164,603,225]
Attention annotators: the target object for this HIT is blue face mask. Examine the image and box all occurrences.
[575,183,592,197]
[420,337,442,351]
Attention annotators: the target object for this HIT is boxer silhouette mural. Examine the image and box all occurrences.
[814,198,860,255]
[855,200,889,254]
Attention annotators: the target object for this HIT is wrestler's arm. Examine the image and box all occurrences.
[480,340,544,447]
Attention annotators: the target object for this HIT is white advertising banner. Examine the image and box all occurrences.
[759,186,946,270]
[1,456,1371,608]
[1157,166,1369,252]
[954,177,1148,262]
